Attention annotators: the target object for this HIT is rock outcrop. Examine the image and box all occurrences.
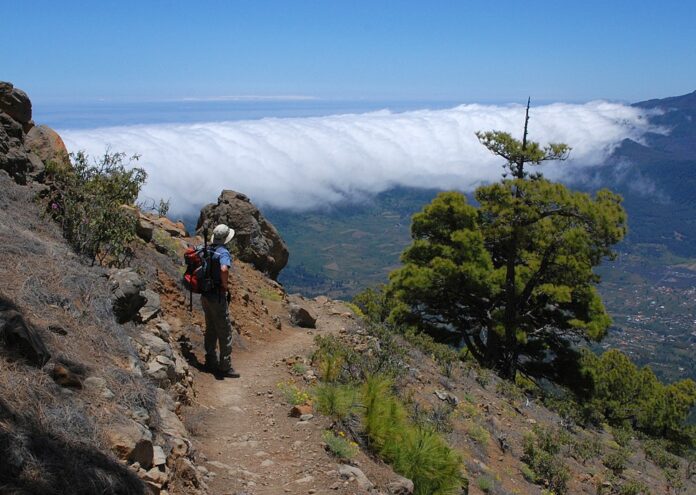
[0,81,69,184]
[196,190,289,280]
[25,124,70,169]
[110,268,147,323]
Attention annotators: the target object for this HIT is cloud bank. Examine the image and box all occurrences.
[59,101,658,217]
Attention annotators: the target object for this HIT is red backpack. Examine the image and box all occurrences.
[182,235,220,310]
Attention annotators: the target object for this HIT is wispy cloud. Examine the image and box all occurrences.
[176,95,320,102]
[60,101,660,217]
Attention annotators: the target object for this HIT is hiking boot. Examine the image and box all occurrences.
[218,368,240,378]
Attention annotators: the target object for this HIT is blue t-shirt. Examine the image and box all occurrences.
[204,244,232,293]
[213,244,232,269]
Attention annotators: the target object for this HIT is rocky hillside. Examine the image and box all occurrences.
[1,83,695,495]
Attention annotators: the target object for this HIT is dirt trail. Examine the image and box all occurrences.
[184,291,382,495]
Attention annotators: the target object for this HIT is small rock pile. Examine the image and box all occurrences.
[107,269,205,494]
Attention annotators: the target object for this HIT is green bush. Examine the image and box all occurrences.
[520,462,537,482]
[313,330,406,383]
[313,383,358,421]
[580,349,696,447]
[522,429,571,494]
[361,376,463,494]
[603,447,630,475]
[571,435,603,465]
[642,439,680,470]
[476,475,494,493]
[403,328,459,368]
[352,284,393,323]
[322,430,358,460]
[496,380,524,402]
[464,420,490,446]
[291,362,307,375]
[276,381,310,406]
[612,426,633,448]
[47,150,146,267]
[616,479,651,495]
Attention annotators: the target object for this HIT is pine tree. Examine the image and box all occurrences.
[389,101,627,379]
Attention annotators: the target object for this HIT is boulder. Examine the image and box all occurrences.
[138,289,161,323]
[24,124,70,169]
[105,418,153,461]
[129,439,155,470]
[289,303,316,328]
[0,303,50,367]
[110,269,146,323]
[290,404,313,417]
[0,82,32,125]
[196,190,289,279]
[388,476,415,495]
[338,464,374,490]
[137,332,173,360]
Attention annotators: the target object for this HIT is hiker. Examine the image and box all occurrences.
[201,224,240,378]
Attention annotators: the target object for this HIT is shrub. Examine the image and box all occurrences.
[352,284,393,323]
[276,381,310,406]
[403,329,458,368]
[476,475,494,493]
[313,331,406,383]
[571,435,603,465]
[361,376,463,494]
[313,383,358,421]
[612,426,633,448]
[643,439,680,470]
[157,198,170,217]
[616,479,651,495]
[46,150,146,267]
[475,368,492,388]
[522,429,571,494]
[322,430,358,460]
[464,420,490,446]
[291,362,307,375]
[394,428,463,495]
[496,380,524,402]
[343,302,366,319]
[520,462,537,482]
[603,448,630,475]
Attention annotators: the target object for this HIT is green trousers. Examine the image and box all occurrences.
[201,294,233,371]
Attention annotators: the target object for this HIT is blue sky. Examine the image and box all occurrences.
[4,0,695,103]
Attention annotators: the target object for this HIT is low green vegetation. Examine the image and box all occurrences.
[312,335,464,494]
[463,420,490,446]
[259,287,282,302]
[603,447,631,475]
[571,435,603,465]
[290,362,307,375]
[313,382,358,421]
[578,349,696,449]
[522,426,571,494]
[276,381,310,406]
[45,150,146,267]
[322,430,358,460]
[476,475,495,493]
